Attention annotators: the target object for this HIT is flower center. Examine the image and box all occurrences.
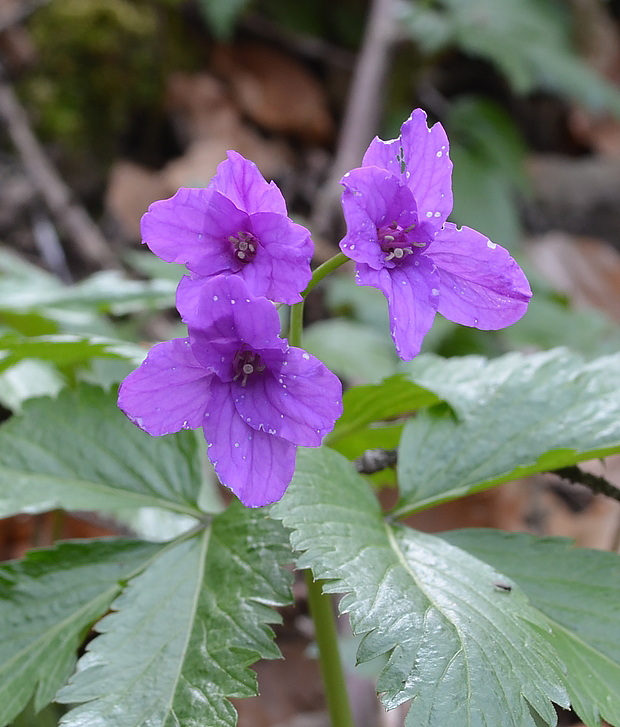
[232,349,265,386]
[378,223,426,263]
[229,231,258,263]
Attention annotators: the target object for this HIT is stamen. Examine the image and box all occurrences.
[230,231,259,263]
[377,221,425,263]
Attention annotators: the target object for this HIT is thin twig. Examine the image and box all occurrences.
[553,465,620,505]
[0,70,119,270]
[310,0,398,237]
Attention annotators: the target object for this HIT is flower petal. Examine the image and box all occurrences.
[185,191,250,276]
[233,347,343,446]
[400,109,453,227]
[356,257,439,360]
[210,150,287,216]
[118,338,212,436]
[202,378,296,507]
[141,187,216,265]
[362,135,402,173]
[340,167,418,268]
[182,276,286,378]
[244,212,313,303]
[427,223,532,329]
[175,274,205,323]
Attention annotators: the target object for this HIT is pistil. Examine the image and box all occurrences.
[232,349,265,386]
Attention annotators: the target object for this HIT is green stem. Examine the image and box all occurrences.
[304,252,349,297]
[289,252,350,348]
[287,252,355,727]
[305,571,355,727]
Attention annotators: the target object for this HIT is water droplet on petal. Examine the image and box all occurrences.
[213,295,218,301]
[434,211,441,217]
[231,299,236,304]
[234,442,240,447]
[487,240,497,249]
[426,211,433,218]
[431,288,439,296]
[303,353,310,359]
[436,151,442,157]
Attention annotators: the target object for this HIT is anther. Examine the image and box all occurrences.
[230,231,259,263]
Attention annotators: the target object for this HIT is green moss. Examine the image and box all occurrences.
[20,0,202,165]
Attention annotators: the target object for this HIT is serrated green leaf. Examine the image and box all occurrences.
[441,530,620,726]
[304,318,398,384]
[58,503,292,727]
[0,269,175,314]
[272,448,569,727]
[0,359,65,411]
[0,334,144,373]
[402,0,620,115]
[0,538,160,726]
[327,373,438,446]
[395,349,620,514]
[0,311,59,336]
[0,384,204,518]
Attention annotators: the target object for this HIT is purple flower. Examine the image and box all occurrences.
[118,275,342,507]
[339,109,532,360]
[141,150,313,304]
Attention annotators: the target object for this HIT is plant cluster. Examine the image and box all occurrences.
[0,111,619,727]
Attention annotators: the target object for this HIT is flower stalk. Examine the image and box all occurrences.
[289,268,356,727]
[305,572,355,727]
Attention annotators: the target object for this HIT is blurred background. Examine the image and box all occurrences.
[2,0,620,725]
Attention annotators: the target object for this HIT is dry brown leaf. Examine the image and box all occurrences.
[526,231,620,322]
[568,0,620,155]
[163,71,293,191]
[212,42,334,144]
[166,72,240,144]
[162,134,291,193]
[105,160,170,240]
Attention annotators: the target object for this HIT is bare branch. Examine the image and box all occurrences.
[310,0,398,237]
[0,72,119,270]
[553,465,620,505]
